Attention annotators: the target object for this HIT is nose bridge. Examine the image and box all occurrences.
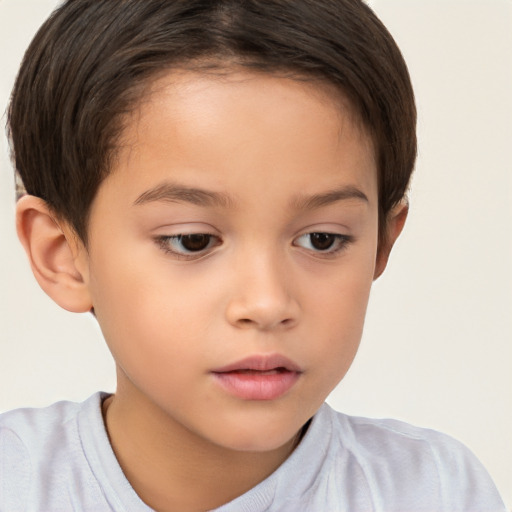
[225,242,299,330]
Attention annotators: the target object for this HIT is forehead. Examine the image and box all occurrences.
[104,69,377,207]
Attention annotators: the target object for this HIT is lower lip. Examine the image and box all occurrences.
[211,370,301,400]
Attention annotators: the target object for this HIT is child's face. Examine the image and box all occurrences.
[81,70,379,451]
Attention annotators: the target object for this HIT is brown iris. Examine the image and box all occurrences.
[309,233,336,251]
[179,234,211,252]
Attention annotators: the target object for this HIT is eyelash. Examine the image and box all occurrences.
[293,233,353,257]
[155,232,353,260]
[155,234,221,260]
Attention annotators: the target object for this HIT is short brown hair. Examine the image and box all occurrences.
[8,0,416,244]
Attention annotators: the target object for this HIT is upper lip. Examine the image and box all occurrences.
[211,354,303,373]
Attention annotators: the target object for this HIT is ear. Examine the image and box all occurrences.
[374,201,409,280]
[16,195,92,313]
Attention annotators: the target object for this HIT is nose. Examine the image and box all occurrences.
[225,251,300,331]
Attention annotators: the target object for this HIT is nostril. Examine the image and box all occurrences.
[226,296,299,330]
[232,313,298,329]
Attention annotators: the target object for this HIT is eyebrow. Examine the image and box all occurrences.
[133,182,233,208]
[291,186,369,210]
[133,182,368,211]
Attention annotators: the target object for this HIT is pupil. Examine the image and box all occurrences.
[311,233,335,250]
[181,234,210,251]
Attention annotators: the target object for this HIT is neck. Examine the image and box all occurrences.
[102,388,301,512]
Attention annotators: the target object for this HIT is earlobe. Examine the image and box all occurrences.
[16,195,93,313]
[374,201,408,280]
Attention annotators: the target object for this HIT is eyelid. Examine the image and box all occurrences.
[293,232,353,257]
[153,225,353,261]
[155,233,222,260]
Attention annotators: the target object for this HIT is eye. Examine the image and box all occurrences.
[156,233,220,258]
[294,232,351,254]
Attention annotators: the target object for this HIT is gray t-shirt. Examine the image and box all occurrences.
[0,393,506,511]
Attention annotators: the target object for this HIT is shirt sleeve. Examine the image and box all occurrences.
[428,431,507,512]
[0,427,32,512]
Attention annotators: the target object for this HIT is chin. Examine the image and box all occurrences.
[222,435,296,454]
[208,416,304,454]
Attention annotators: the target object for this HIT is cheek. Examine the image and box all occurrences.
[303,252,375,374]
[308,249,375,322]
[88,245,216,372]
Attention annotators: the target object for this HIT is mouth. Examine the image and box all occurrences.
[225,368,289,375]
[211,354,303,401]
[212,354,302,374]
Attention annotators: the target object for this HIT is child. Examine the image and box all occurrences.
[1,0,506,510]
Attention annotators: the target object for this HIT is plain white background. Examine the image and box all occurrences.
[0,0,510,506]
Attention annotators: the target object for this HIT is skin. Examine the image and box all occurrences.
[16,70,407,511]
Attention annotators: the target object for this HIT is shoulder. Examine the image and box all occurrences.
[0,393,107,510]
[0,393,102,453]
[0,395,86,434]
[330,406,471,462]
[318,404,506,511]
